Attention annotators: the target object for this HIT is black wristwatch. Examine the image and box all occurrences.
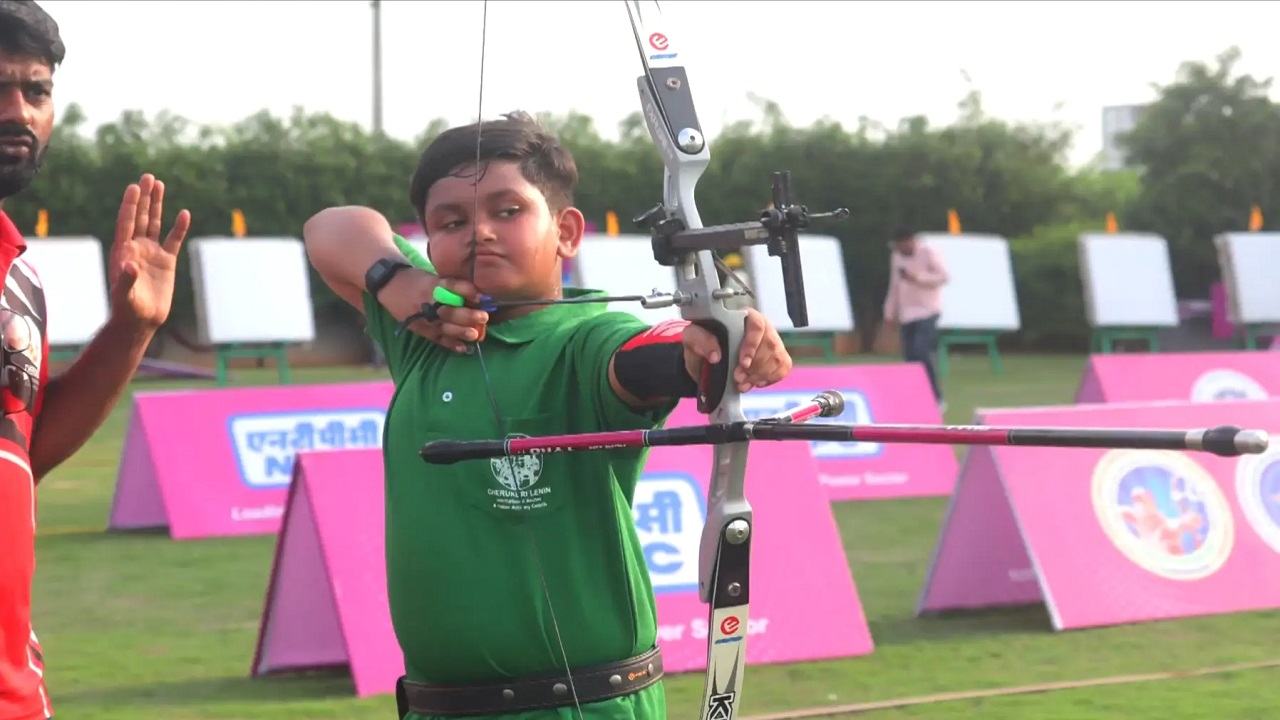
[365,258,412,299]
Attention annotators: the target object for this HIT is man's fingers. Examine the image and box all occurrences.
[163,209,192,255]
[133,175,154,237]
[115,184,140,244]
[147,180,166,241]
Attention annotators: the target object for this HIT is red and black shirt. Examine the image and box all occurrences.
[0,210,50,720]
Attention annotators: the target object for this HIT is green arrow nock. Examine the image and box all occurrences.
[432,285,466,308]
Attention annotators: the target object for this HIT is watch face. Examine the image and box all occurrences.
[368,261,389,290]
[369,260,406,294]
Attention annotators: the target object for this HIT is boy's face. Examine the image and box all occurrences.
[421,159,583,299]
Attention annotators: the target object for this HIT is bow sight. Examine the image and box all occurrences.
[633,171,851,329]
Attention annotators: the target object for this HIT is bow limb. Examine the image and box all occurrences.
[627,4,753,720]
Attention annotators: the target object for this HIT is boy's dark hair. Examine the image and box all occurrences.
[409,110,577,223]
[891,226,915,242]
[0,1,66,69]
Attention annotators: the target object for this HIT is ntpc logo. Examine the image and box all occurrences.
[740,390,882,459]
[227,409,386,489]
[633,473,705,594]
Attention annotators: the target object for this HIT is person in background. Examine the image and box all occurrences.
[882,227,949,412]
[0,3,191,718]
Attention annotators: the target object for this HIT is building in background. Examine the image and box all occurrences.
[1101,104,1149,170]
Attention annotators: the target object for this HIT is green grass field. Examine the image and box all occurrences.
[33,354,1280,720]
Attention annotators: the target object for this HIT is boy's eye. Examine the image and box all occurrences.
[497,206,520,218]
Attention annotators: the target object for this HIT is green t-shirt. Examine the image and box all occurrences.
[365,236,674,720]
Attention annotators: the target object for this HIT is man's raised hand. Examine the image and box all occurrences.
[109,174,191,331]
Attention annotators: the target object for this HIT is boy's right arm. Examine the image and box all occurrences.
[303,206,418,310]
[302,206,488,368]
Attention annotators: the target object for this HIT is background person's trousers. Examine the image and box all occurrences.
[899,314,942,402]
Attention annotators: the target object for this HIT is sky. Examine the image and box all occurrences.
[32,0,1280,168]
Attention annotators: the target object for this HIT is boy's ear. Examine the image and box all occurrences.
[556,206,586,260]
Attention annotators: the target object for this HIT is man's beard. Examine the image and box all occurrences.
[0,145,46,201]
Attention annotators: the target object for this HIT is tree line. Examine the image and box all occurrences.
[6,47,1274,351]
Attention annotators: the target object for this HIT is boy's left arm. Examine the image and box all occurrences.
[604,309,793,416]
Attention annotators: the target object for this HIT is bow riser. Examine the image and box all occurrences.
[628,5,754,719]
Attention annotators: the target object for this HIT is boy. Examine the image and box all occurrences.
[303,111,793,720]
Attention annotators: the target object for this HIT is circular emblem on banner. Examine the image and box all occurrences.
[1235,445,1280,554]
[1091,450,1234,580]
[1190,369,1269,402]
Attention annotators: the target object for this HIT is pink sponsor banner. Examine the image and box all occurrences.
[917,399,1280,631]
[672,364,957,501]
[109,381,394,540]
[1076,351,1280,404]
[252,402,873,696]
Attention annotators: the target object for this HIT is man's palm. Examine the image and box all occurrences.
[110,175,191,329]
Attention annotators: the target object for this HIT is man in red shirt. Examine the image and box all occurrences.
[0,3,192,718]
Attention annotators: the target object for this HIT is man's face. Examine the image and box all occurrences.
[0,52,54,201]
[894,236,917,255]
[420,159,582,298]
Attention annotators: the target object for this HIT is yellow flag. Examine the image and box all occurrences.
[1249,205,1264,232]
[34,209,48,238]
[946,209,962,235]
[1105,212,1118,234]
[605,211,620,237]
[231,209,247,238]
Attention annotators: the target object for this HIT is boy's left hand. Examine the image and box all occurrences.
[683,308,793,393]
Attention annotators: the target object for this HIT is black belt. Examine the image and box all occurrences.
[397,647,663,718]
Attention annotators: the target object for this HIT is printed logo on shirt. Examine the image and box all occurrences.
[0,258,46,448]
[488,434,551,511]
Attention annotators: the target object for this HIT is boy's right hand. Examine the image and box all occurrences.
[378,269,489,353]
